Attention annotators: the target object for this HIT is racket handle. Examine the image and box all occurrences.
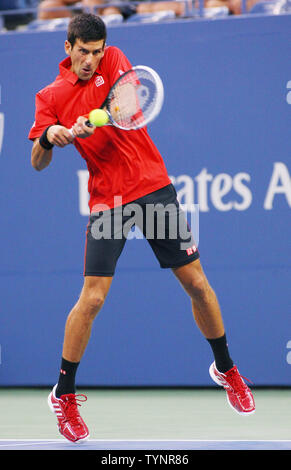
[68,120,93,136]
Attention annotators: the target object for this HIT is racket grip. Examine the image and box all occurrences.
[68,120,93,136]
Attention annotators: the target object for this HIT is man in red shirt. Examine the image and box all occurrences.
[29,13,255,443]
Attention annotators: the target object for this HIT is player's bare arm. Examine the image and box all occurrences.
[31,138,53,171]
[31,125,72,171]
[31,121,94,171]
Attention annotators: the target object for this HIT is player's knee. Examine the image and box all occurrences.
[87,292,105,313]
[79,290,106,319]
[186,274,210,301]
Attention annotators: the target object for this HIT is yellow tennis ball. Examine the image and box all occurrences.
[89,109,109,127]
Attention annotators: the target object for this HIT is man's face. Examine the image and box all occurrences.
[65,38,105,81]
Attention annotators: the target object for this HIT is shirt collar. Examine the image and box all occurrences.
[59,57,79,85]
[59,56,102,85]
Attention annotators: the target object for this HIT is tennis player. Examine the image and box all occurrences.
[29,13,255,443]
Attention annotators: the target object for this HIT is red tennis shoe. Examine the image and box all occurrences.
[48,385,90,442]
[209,362,255,415]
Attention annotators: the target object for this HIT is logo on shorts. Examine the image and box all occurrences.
[95,76,105,87]
[186,245,197,255]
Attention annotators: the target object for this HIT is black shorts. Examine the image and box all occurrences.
[84,184,199,276]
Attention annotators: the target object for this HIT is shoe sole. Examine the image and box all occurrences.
[209,363,255,416]
[47,388,90,442]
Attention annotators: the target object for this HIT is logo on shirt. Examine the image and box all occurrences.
[95,76,105,87]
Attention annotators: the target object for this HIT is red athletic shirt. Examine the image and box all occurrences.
[28,46,171,212]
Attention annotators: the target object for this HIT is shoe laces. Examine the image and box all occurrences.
[62,394,87,426]
[226,367,253,395]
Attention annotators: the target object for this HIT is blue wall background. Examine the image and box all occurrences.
[0,14,290,386]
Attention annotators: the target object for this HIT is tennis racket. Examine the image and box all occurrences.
[70,65,164,133]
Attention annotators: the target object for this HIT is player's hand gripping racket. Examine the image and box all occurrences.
[70,65,164,134]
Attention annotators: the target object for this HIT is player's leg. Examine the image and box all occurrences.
[48,210,127,442]
[48,275,112,442]
[172,259,226,341]
[55,208,127,396]
[61,275,113,364]
[172,258,234,371]
[172,258,255,414]
[140,184,255,415]
[136,185,230,366]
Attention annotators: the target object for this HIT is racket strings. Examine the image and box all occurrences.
[107,69,159,130]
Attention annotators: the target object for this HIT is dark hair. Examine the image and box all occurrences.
[67,13,107,47]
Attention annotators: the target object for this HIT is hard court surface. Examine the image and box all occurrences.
[0,388,290,451]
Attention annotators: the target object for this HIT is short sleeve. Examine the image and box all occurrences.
[28,87,58,140]
[103,47,133,88]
